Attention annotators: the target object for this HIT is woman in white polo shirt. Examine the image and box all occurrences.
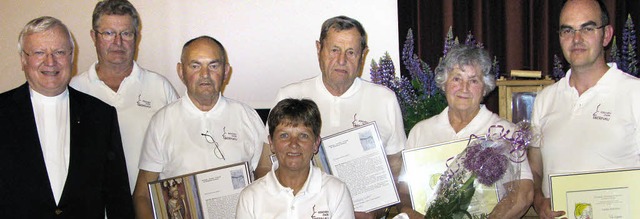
[401,45,533,218]
[236,98,354,218]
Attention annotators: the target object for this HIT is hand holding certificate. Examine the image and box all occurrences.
[550,168,640,219]
[317,122,400,212]
[148,162,251,219]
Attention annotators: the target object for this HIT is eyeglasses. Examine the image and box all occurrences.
[558,25,605,38]
[94,30,136,41]
[201,131,225,160]
[22,49,71,60]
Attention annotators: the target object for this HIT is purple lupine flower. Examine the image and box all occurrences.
[378,53,397,88]
[621,14,637,76]
[421,61,439,97]
[370,59,392,89]
[492,56,501,80]
[609,37,621,65]
[552,54,566,81]
[394,76,418,109]
[443,27,456,57]
[464,31,477,47]
[401,29,415,68]
[462,142,508,186]
[370,53,396,90]
[369,59,381,83]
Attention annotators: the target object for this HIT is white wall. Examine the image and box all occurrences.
[0,0,399,108]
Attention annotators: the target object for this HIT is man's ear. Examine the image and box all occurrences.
[176,63,185,83]
[360,46,369,65]
[316,40,322,55]
[223,64,231,84]
[20,52,27,71]
[602,25,614,47]
[90,30,97,45]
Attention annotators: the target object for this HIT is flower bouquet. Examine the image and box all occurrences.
[424,122,533,219]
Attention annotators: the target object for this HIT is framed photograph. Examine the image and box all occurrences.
[550,168,640,219]
[402,138,498,215]
[149,162,251,219]
[316,122,400,212]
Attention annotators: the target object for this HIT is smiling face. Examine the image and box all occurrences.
[178,38,228,110]
[316,28,368,95]
[21,25,73,97]
[444,64,485,115]
[270,122,320,173]
[92,14,136,66]
[559,0,613,70]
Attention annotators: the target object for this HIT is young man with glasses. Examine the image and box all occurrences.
[70,0,178,193]
[529,0,640,218]
[132,36,267,218]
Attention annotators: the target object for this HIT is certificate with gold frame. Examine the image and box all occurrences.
[550,168,640,219]
[148,162,251,219]
[402,138,498,215]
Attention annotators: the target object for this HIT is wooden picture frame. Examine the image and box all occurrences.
[496,77,555,123]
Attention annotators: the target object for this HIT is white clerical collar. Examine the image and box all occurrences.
[30,88,69,103]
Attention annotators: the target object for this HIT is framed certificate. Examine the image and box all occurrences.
[550,168,640,219]
[317,122,400,212]
[402,138,498,215]
[149,162,252,219]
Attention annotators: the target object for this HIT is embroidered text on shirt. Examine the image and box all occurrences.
[222,127,238,140]
[592,104,611,121]
[351,113,368,127]
[311,205,330,219]
[137,94,151,108]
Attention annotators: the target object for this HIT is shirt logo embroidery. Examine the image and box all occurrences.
[351,113,368,127]
[311,205,330,219]
[136,94,151,108]
[592,104,611,121]
[222,127,238,140]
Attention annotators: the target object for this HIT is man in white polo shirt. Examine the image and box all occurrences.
[70,0,178,192]
[132,36,266,218]
[258,15,406,219]
[529,0,640,218]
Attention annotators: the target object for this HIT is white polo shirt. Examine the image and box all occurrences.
[532,63,640,197]
[70,62,178,191]
[274,75,406,155]
[236,162,355,219]
[405,106,533,190]
[139,93,266,179]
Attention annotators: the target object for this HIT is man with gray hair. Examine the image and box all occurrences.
[70,0,178,193]
[0,16,133,217]
[259,15,406,219]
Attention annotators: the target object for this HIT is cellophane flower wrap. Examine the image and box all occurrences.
[424,122,534,219]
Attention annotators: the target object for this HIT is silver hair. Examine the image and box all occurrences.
[18,16,74,54]
[434,45,495,97]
